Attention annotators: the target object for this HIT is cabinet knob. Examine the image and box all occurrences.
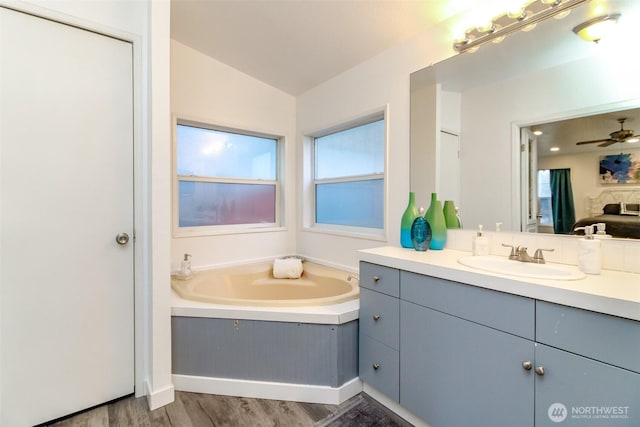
[522,361,532,371]
[535,366,545,376]
[373,314,381,321]
[373,276,380,283]
[373,363,380,370]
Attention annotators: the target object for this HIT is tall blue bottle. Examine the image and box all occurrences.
[411,207,432,251]
[400,192,419,248]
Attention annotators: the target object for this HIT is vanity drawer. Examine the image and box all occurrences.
[359,334,399,402]
[400,271,535,340]
[359,262,399,297]
[359,287,399,350]
[536,301,640,373]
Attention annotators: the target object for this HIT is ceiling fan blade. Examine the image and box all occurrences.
[598,140,618,147]
[576,138,612,145]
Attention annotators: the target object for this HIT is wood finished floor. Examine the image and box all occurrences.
[46,391,412,427]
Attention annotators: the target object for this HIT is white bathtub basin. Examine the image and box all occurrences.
[458,255,585,280]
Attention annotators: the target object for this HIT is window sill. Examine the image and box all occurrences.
[174,226,288,239]
[302,224,386,242]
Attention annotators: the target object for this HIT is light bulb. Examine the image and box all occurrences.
[573,14,620,43]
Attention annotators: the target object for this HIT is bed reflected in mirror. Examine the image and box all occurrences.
[521,109,640,239]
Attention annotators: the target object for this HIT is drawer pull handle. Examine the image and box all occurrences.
[535,366,545,376]
[522,361,532,371]
[373,363,380,370]
[373,314,380,321]
[373,276,380,283]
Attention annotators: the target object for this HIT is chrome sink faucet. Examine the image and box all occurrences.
[502,244,554,264]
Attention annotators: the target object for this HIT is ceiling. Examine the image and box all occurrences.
[170,0,463,95]
[534,109,640,158]
[170,1,640,156]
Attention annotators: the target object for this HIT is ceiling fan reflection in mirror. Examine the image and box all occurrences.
[576,118,640,147]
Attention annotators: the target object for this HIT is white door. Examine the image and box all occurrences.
[438,130,460,203]
[0,8,134,426]
[520,128,539,233]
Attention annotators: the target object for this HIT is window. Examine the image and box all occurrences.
[175,120,281,234]
[538,169,553,226]
[313,116,385,231]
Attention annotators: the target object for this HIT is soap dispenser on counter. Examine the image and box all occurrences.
[175,253,193,279]
[575,225,601,275]
[472,224,489,256]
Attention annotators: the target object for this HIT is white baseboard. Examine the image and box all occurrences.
[145,380,175,410]
[172,374,362,405]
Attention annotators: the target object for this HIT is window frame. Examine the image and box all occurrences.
[304,109,388,240]
[172,117,285,237]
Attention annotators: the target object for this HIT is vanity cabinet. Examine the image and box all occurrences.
[534,302,640,426]
[358,261,640,427]
[400,271,535,427]
[358,262,400,401]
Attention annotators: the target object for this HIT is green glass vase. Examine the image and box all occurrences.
[425,192,447,250]
[401,192,420,248]
[443,200,461,229]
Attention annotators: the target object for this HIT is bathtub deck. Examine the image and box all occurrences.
[171,290,359,325]
[47,391,411,427]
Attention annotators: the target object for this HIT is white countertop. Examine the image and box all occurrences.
[358,246,640,321]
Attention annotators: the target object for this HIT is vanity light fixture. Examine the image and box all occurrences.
[572,14,621,43]
[454,0,589,54]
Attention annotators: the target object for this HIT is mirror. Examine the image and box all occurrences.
[410,0,640,237]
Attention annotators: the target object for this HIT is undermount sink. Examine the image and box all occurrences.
[458,255,586,280]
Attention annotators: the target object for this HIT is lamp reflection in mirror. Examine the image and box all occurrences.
[572,13,620,42]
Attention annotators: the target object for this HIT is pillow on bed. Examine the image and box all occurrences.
[621,203,640,216]
[602,203,620,214]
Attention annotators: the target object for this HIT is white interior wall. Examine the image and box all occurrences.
[538,148,640,218]
[295,28,453,270]
[459,51,640,232]
[170,40,297,271]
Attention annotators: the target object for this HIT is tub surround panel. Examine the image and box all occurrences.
[172,317,358,387]
[359,246,640,321]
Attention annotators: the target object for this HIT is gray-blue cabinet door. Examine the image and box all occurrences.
[400,300,534,427]
[534,343,640,427]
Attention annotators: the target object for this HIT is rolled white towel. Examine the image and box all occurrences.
[273,258,303,279]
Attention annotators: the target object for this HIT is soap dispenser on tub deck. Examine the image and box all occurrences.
[177,253,193,279]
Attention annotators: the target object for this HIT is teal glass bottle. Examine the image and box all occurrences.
[400,192,420,248]
[411,207,432,251]
[425,192,447,250]
[443,200,461,229]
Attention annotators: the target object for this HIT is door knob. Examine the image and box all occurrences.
[116,232,130,245]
